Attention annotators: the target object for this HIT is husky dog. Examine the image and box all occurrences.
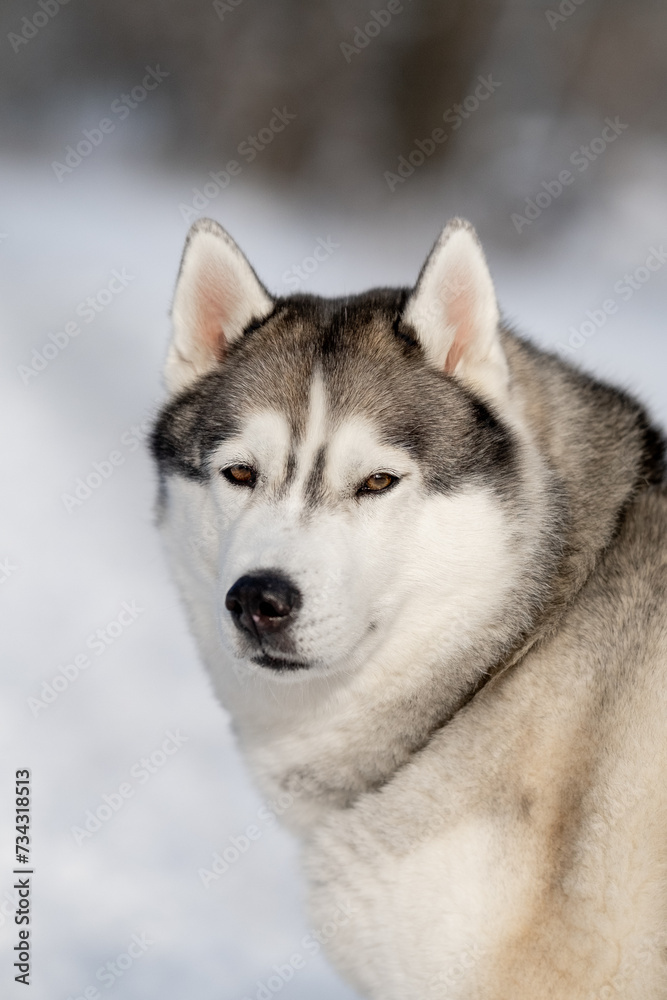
[151,217,667,999]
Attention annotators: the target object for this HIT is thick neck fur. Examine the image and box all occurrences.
[502,331,664,637]
[197,332,664,832]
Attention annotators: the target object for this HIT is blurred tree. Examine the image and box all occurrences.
[0,0,664,198]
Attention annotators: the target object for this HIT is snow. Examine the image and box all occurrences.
[1,145,665,999]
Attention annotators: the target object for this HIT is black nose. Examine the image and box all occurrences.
[225,573,301,639]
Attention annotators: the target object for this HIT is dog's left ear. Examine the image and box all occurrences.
[165,218,274,393]
[404,219,509,406]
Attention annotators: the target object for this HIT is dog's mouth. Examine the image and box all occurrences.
[251,651,310,672]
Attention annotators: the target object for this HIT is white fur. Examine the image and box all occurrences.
[310,820,509,998]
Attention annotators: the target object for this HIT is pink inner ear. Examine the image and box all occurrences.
[193,272,237,362]
[442,271,475,375]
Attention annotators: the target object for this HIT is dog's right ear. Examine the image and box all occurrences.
[164,218,274,393]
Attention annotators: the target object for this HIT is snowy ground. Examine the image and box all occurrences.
[1,146,666,1000]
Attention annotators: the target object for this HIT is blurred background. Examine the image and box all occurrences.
[1,1,666,998]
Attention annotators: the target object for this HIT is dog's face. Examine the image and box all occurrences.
[153,219,539,685]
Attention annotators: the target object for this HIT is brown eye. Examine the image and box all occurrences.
[358,472,398,495]
[222,464,256,487]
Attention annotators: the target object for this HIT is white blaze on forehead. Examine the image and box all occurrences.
[292,372,330,494]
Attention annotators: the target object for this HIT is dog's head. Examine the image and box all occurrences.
[152,219,546,686]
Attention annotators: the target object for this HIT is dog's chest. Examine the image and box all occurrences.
[303,809,512,999]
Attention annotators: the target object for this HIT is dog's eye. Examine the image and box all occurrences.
[358,472,398,495]
[222,464,256,487]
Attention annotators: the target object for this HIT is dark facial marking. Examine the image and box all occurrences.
[150,377,238,482]
[282,448,298,491]
[304,446,327,507]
